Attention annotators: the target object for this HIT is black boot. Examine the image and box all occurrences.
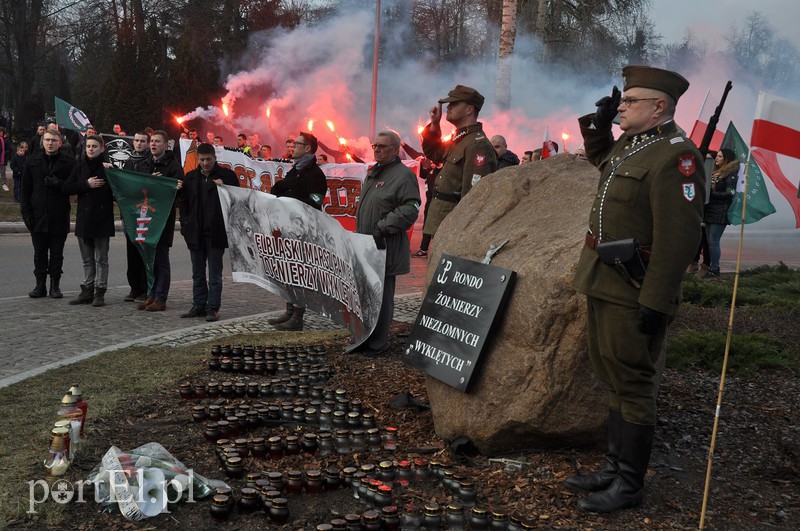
[274,306,304,331]
[49,276,63,299]
[566,409,622,492]
[69,283,95,305]
[91,287,107,307]
[267,302,294,325]
[577,419,654,513]
[29,276,47,298]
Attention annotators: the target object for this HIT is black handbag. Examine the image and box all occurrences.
[596,238,647,286]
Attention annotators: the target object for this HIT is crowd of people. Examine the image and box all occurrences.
[9,64,727,515]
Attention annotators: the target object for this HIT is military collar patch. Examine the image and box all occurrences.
[474,153,486,167]
[678,155,696,176]
[376,181,385,187]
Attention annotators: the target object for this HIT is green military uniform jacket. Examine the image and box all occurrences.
[573,116,705,316]
[420,122,497,235]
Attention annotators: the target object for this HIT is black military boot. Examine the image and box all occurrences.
[577,419,654,513]
[565,409,622,492]
[69,283,95,305]
[29,276,47,298]
[91,287,107,307]
[49,276,63,298]
[274,306,304,331]
[267,302,294,325]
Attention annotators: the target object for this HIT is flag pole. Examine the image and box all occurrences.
[698,151,751,529]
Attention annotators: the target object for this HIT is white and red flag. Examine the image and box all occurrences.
[688,89,732,152]
[541,125,558,159]
[751,91,800,159]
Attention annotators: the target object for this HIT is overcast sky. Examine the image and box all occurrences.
[650,0,800,50]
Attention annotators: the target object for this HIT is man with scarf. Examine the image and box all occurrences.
[421,84,497,238]
[355,130,420,356]
[267,131,328,331]
[121,130,151,302]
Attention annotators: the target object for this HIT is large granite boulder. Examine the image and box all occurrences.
[423,154,606,454]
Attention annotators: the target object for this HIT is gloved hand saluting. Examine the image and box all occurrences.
[372,229,386,250]
[637,304,668,336]
[592,85,621,130]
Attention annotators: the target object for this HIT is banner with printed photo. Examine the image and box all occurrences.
[217,185,386,347]
[180,139,421,232]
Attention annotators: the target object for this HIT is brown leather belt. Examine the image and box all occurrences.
[584,232,652,262]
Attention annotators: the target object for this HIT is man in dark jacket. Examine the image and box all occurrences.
[20,128,76,298]
[178,143,239,322]
[491,135,520,169]
[355,130,420,355]
[131,130,184,312]
[267,131,328,331]
[121,131,152,302]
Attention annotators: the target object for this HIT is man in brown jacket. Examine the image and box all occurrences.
[568,65,705,513]
[420,85,497,240]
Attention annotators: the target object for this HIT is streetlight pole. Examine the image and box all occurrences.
[369,0,381,140]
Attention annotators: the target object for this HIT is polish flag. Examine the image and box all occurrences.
[541,125,558,159]
[751,91,800,159]
[688,89,732,152]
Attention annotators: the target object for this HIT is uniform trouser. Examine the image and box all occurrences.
[31,232,68,278]
[189,237,225,312]
[148,242,171,302]
[585,296,668,425]
[125,232,147,295]
[77,236,110,288]
[364,275,396,352]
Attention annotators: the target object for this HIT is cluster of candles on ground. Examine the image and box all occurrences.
[45,385,88,479]
[189,344,536,529]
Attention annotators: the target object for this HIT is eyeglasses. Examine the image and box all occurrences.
[619,97,659,108]
[371,143,397,150]
[293,141,307,146]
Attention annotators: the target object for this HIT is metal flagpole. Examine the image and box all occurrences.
[698,152,752,529]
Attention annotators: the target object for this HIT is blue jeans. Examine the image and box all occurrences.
[77,236,110,288]
[189,237,225,312]
[705,223,727,270]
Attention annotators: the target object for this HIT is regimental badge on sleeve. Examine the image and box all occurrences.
[678,155,696,176]
[682,183,696,202]
[474,153,486,167]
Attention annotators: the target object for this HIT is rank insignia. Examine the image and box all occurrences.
[678,155,696,176]
[682,183,696,202]
[474,153,486,167]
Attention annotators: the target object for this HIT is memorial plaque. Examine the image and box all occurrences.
[404,254,516,392]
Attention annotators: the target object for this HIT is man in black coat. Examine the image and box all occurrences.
[20,128,76,298]
[178,143,238,322]
[267,131,328,331]
[130,130,184,312]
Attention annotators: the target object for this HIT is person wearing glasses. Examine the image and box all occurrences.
[268,131,328,331]
[354,130,420,356]
[420,84,497,241]
[569,66,705,514]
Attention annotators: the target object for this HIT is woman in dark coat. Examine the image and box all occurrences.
[62,134,115,306]
[703,148,739,278]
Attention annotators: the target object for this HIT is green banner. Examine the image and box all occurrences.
[105,168,179,292]
[54,97,92,132]
[722,122,776,225]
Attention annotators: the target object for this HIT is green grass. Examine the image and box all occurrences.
[667,330,799,374]
[0,330,347,527]
[682,263,800,313]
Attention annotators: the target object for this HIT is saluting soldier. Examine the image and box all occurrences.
[568,66,705,513]
[420,85,497,240]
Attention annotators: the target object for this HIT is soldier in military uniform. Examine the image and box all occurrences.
[567,66,705,513]
[420,85,497,239]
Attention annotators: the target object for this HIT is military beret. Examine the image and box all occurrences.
[438,85,485,111]
[622,65,690,103]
